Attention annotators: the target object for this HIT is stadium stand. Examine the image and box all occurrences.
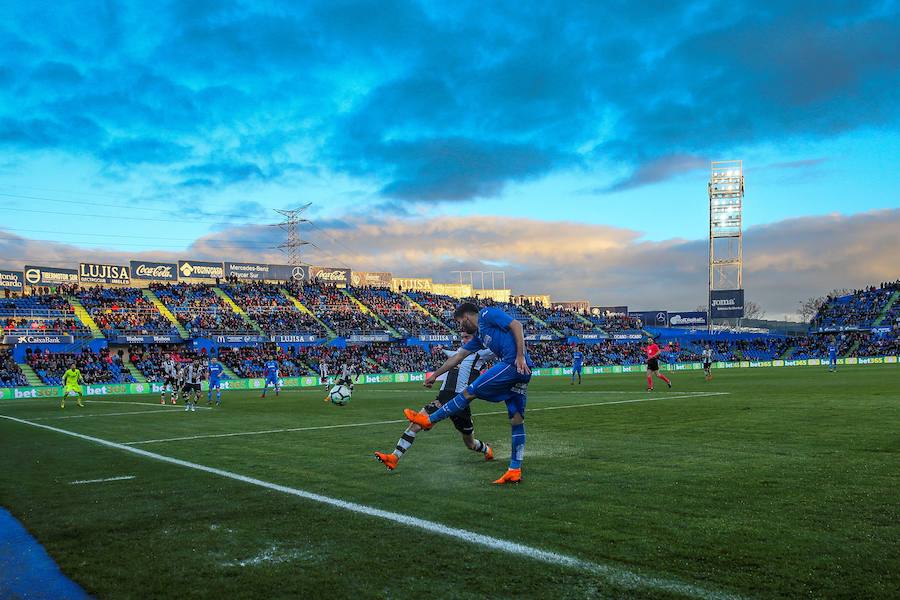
[77,287,178,336]
[287,282,387,336]
[26,348,136,385]
[150,283,253,334]
[0,350,27,387]
[218,282,326,336]
[350,287,446,336]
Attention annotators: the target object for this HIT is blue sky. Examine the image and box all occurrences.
[0,0,898,314]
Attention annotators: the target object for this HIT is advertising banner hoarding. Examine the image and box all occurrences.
[270,334,320,343]
[610,332,643,341]
[309,266,351,285]
[552,301,589,313]
[709,289,745,318]
[351,271,393,287]
[23,265,78,286]
[130,260,178,281]
[348,334,391,342]
[590,306,628,317]
[112,335,183,344]
[0,270,23,290]
[667,311,709,327]
[628,311,669,326]
[3,334,74,344]
[79,263,131,285]
[268,264,306,282]
[212,335,268,343]
[224,262,271,281]
[177,260,224,280]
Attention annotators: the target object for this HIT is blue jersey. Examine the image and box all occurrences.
[463,307,533,367]
[208,362,224,381]
[265,361,279,377]
[828,344,837,357]
[573,351,583,367]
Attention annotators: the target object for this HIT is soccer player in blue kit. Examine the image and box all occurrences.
[571,346,584,385]
[261,356,280,397]
[207,356,224,406]
[404,302,532,484]
[828,337,838,372]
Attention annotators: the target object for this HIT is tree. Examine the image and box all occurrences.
[743,300,765,320]
[797,296,826,321]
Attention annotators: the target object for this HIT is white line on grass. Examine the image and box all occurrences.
[124,391,730,445]
[69,475,136,485]
[0,413,744,600]
[31,408,207,421]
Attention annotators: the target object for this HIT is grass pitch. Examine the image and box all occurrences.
[1,365,898,599]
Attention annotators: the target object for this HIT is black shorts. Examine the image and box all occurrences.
[703,362,712,370]
[182,382,201,393]
[164,375,176,386]
[425,390,474,435]
[647,358,660,371]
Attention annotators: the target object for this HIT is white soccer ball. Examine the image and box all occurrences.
[329,384,352,406]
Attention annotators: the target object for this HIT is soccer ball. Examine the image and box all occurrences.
[329,384,352,406]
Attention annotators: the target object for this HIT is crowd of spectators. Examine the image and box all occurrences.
[151,283,252,334]
[26,348,135,385]
[405,291,458,330]
[352,287,445,336]
[78,287,177,336]
[0,350,27,387]
[288,283,385,335]
[220,282,326,335]
[812,285,898,330]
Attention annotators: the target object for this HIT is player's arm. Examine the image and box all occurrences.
[508,319,531,375]
[424,348,472,388]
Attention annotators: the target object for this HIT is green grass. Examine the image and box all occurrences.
[1,365,898,599]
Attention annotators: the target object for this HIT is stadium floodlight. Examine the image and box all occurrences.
[708,160,744,329]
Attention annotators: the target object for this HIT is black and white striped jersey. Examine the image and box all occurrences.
[440,349,495,394]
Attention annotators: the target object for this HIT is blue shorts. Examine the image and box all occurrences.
[829,355,837,363]
[572,365,583,374]
[465,363,530,418]
[209,380,221,389]
[265,375,279,386]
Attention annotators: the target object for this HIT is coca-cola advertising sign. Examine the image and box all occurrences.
[130,260,178,281]
[309,266,351,285]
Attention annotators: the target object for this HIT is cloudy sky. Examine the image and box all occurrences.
[1,1,898,317]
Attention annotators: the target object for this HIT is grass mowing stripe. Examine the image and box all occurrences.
[31,408,202,421]
[0,413,745,600]
[123,391,729,445]
[69,476,135,485]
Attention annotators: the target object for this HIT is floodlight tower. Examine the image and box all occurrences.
[708,160,743,329]
[273,203,312,268]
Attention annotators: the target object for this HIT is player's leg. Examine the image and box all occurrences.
[577,367,582,384]
[646,367,653,390]
[494,390,527,484]
[161,382,167,405]
[571,368,575,385]
[60,387,67,409]
[75,386,84,407]
[454,408,492,460]
[655,368,672,388]
[215,384,222,406]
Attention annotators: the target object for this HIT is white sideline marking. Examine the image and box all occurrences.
[69,475,135,485]
[0,414,743,600]
[124,391,729,445]
[32,408,204,421]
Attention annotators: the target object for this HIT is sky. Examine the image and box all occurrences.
[1,0,898,318]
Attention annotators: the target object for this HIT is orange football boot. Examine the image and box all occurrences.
[484,445,494,461]
[403,408,432,430]
[492,468,522,484]
[374,452,399,471]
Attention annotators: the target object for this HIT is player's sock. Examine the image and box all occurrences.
[658,373,671,385]
[509,423,525,469]
[216,391,221,405]
[647,375,653,389]
[472,439,489,454]
[393,428,417,458]
[426,393,470,424]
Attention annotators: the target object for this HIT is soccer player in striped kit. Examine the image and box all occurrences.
[374,332,495,471]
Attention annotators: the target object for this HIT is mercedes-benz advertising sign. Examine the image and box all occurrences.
[710,289,745,319]
[628,311,669,327]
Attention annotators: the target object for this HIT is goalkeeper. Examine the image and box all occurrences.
[61,363,85,409]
